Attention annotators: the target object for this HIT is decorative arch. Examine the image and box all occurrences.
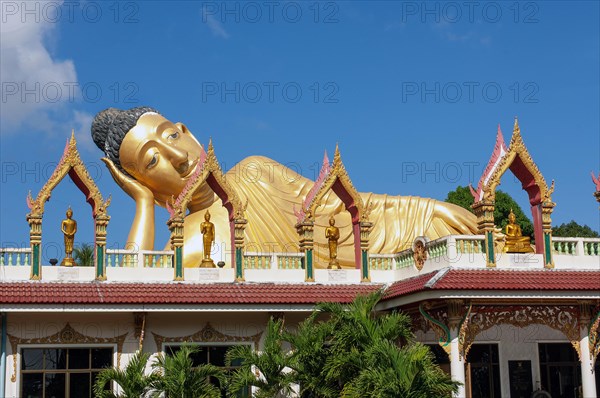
[294,145,372,281]
[8,323,127,383]
[166,140,247,281]
[26,132,111,280]
[152,323,263,351]
[471,119,555,267]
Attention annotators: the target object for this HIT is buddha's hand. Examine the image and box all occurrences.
[101,158,154,203]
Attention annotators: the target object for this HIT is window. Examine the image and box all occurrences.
[165,344,249,398]
[538,343,581,398]
[20,347,113,398]
[467,344,501,398]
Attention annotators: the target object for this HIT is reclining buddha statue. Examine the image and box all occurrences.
[91,107,478,268]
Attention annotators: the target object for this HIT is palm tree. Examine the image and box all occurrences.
[226,317,295,398]
[150,344,223,398]
[73,243,94,266]
[284,318,335,397]
[287,291,459,397]
[93,350,157,398]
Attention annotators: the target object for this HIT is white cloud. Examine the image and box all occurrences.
[202,10,230,39]
[0,0,79,134]
[71,110,95,150]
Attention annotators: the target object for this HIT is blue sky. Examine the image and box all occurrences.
[1,1,598,260]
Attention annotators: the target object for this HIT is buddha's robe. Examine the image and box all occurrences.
[177,156,478,268]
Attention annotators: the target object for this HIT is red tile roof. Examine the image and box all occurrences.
[383,269,600,300]
[0,282,383,305]
[2,269,598,306]
[383,272,438,298]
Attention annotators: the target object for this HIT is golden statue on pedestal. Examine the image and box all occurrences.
[200,210,216,268]
[325,216,340,269]
[60,207,78,266]
[503,209,534,253]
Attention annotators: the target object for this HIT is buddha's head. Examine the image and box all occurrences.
[91,107,203,205]
[66,208,73,219]
[508,209,516,223]
[204,210,211,221]
[329,216,335,226]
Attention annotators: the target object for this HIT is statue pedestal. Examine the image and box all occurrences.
[327,259,341,270]
[504,239,535,253]
[200,258,216,268]
[60,257,77,267]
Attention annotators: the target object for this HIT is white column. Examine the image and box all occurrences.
[580,326,597,397]
[447,236,458,265]
[450,327,466,398]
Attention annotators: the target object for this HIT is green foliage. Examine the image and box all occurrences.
[284,292,458,397]
[445,186,475,212]
[445,186,534,238]
[552,221,599,237]
[151,345,224,398]
[226,317,295,398]
[93,350,158,398]
[74,243,94,266]
[95,297,457,398]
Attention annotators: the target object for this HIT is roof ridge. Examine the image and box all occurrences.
[425,267,450,289]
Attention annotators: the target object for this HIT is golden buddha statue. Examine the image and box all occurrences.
[325,216,340,269]
[503,209,534,253]
[200,210,216,268]
[91,107,479,268]
[60,207,77,266]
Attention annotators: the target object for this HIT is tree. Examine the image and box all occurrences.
[226,317,296,398]
[74,243,94,266]
[445,186,534,238]
[286,292,458,397]
[150,344,223,398]
[552,221,599,238]
[93,350,158,398]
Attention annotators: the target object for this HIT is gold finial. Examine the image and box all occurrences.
[207,137,214,155]
[513,116,520,134]
[333,143,341,165]
[70,129,76,144]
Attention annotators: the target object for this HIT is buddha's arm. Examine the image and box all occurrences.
[126,198,155,250]
[102,158,155,251]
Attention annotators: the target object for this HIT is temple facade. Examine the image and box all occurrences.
[1,120,599,398]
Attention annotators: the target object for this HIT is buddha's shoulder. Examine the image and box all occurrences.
[225,155,309,182]
[230,155,278,168]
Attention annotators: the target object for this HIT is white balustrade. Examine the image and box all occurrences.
[142,250,174,268]
[553,237,600,256]
[369,254,396,270]
[243,252,304,270]
[106,249,139,268]
[0,248,32,267]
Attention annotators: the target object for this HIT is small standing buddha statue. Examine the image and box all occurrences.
[503,209,534,253]
[60,207,78,266]
[325,215,341,269]
[200,210,216,268]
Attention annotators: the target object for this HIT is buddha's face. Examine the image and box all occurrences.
[119,113,203,203]
[66,209,73,218]
[329,218,335,226]
[509,213,516,223]
[205,212,211,221]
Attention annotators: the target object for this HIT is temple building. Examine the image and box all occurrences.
[1,116,599,398]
